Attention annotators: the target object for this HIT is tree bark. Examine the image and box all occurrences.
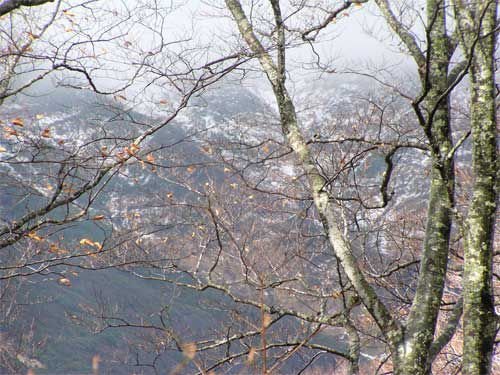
[455,1,499,373]
[0,0,55,17]
[376,1,455,373]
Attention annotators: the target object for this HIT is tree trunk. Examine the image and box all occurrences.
[386,1,455,372]
[457,1,499,373]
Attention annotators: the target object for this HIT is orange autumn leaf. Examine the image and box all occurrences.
[91,215,105,221]
[11,118,24,126]
[79,238,103,251]
[28,231,43,241]
[247,347,256,364]
[58,277,71,286]
[186,165,195,173]
[146,154,155,163]
[3,126,18,137]
[41,128,51,138]
[181,343,196,360]
[263,313,272,328]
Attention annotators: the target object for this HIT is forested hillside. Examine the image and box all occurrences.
[0,1,498,374]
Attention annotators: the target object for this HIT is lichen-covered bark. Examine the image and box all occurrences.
[456,1,499,373]
[377,1,455,373]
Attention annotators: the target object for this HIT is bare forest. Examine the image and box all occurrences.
[0,0,498,374]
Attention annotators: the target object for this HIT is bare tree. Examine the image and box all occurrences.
[1,0,498,374]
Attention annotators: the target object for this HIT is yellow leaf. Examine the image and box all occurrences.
[46,183,53,191]
[0,146,6,152]
[35,114,44,120]
[79,238,94,246]
[79,238,102,250]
